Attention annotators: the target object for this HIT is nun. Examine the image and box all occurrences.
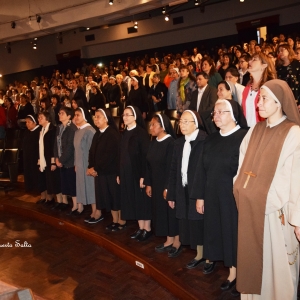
[117,106,151,241]
[145,113,180,253]
[23,115,42,196]
[87,108,125,227]
[217,81,239,104]
[191,100,248,294]
[167,110,207,263]
[73,107,96,216]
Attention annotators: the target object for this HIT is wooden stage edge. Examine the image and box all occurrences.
[0,201,200,300]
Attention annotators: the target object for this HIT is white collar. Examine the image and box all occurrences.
[266,115,287,128]
[31,125,39,132]
[79,123,90,129]
[156,134,171,142]
[127,124,137,131]
[220,125,241,136]
[100,125,109,133]
[198,84,208,92]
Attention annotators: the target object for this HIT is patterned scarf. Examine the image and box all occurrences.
[179,78,189,103]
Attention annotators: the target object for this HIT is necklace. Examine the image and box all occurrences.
[250,84,259,96]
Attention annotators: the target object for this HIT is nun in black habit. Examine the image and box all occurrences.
[144,113,180,254]
[191,99,248,288]
[87,108,125,228]
[23,115,43,196]
[118,105,152,241]
[167,110,208,263]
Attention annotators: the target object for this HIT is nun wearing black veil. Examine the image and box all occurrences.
[167,110,207,264]
[144,113,180,254]
[191,99,248,290]
[117,105,152,241]
[87,108,125,228]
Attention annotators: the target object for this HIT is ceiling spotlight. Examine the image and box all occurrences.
[11,21,16,29]
[0,74,2,78]
[109,0,113,5]
[34,37,37,40]
[86,28,90,30]
[36,15,41,23]
[240,0,244,2]
[195,0,199,5]
[33,43,37,50]
[165,15,170,21]
[134,21,138,29]
[162,7,166,14]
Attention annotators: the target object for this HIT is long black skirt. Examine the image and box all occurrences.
[45,166,61,195]
[95,174,120,211]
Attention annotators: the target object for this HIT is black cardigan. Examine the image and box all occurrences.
[40,123,57,165]
[167,129,207,220]
[88,126,120,175]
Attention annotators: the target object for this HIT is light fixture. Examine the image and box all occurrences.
[34,37,37,40]
[162,7,166,14]
[86,28,90,30]
[36,15,41,23]
[109,0,113,5]
[33,43,37,50]
[165,15,170,21]
[0,74,2,78]
[11,21,16,29]
[240,0,244,2]
[134,21,138,29]
[195,0,199,5]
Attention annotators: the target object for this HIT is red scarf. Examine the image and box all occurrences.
[241,85,264,123]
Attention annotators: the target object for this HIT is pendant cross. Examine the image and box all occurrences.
[243,171,257,189]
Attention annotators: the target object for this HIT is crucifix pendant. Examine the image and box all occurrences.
[243,171,257,189]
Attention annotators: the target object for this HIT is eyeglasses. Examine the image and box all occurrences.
[211,110,230,116]
[179,119,195,125]
[122,114,134,117]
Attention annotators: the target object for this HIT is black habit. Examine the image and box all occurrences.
[167,129,207,249]
[22,125,42,193]
[127,87,148,114]
[88,126,121,211]
[190,128,247,266]
[144,136,179,237]
[148,82,168,111]
[119,125,151,220]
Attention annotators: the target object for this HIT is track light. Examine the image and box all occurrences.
[165,15,170,21]
[33,43,37,50]
[134,21,138,29]
[109,0,113,5]
[195,0,199,5]
[11,21,16,29]
[162,7,166,14]
[240,0,244,2]
[34,37,37,40]
[86,28,90,30]
[36,15,41,23]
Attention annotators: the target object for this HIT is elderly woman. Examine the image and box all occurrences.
[167,111,207,265]
[73,107,96,217]
[233,80,300,299]
[191,100,247,295]
[241,53,276,127]
[145,113,179,253]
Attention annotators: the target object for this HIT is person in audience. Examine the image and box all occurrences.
[107,75,121,112]
[192,99,248,297]
[201,58,222,89]
[189,72,218,134]
[0,105,6,139]
[248,40,257,56]
[225,68,245,105]
[296,47,300,61]
[143,64,156,93]
[88,108,125,227]
[40,98,56,126]
[118,106,151,241]
[176,65,197,116]
[51,95,61,125]
[159,62,168,83]
[17,93,34,129]
[73,107,96,217]
[238,54,251,86]
[164,64,176,89]
[100,74,111,102]
[54,107,77,212]
[276,43,300,103]
[241,53,276,127]
[218,54,237,80]
[116,74,128,113]
[3,97,18,129]
[85,75,94,103]
[89,85,105,115]
[148,74,168,112]
[37,111,62,206]
[167,110,207,264]
[71,79,88,108]
[167,68,180,110]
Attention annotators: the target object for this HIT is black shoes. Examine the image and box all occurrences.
[220,279,236,291]
[137,230,152,241]
[155,243,173,253]
[84,216,92,223]
[231,287,240,297]
[130,229,143,239]
[203,261,216,274]
[111,223,127,232]
[88,216,104,224]
[186,258,205,269]
[58,203,68,211]
[106,222,119,230]
[36,199,46,204]
[51,202,61,210]
[66,209,78,216]
[168,245,183,258]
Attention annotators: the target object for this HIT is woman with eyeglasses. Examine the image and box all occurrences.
[117,106,151,241]
[191,100,247,296]
[144,113,179,254]
[167,111,208,265]
[241,53,276,127]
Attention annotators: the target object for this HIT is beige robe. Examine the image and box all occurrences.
[235,121,300,300]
